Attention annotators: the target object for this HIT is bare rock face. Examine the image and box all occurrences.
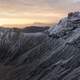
[48,11,80,38]
[0,12,80,80]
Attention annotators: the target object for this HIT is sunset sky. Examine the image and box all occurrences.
[0,0,80,27]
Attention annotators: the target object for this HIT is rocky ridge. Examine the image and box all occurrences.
[0,12,80,80]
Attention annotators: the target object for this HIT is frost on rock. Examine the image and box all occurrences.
[48,11,80,38]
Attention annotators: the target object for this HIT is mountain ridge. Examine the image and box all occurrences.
[0,11,80,80]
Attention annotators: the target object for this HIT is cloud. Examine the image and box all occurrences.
[0,0,79,13]
[73,0,80,3]
[0,0,80,25]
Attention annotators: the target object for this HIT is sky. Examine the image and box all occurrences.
[0,0,80,27]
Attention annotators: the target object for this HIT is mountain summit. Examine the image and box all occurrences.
[0,12,80,80]
[48,11,80,38]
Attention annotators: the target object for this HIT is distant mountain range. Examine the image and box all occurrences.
[0,26,49,33]
[2,23,53,28]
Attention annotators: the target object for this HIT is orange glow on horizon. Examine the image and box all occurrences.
[0,0,79,28]
[0,12,66,28]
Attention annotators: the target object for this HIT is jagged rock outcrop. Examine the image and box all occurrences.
[0,11,80,80]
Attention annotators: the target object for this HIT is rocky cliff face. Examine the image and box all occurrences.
[0,12,80,80]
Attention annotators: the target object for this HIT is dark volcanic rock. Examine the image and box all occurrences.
[0,12,80,80]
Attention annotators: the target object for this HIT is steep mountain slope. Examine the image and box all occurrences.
[0,11,80,80]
